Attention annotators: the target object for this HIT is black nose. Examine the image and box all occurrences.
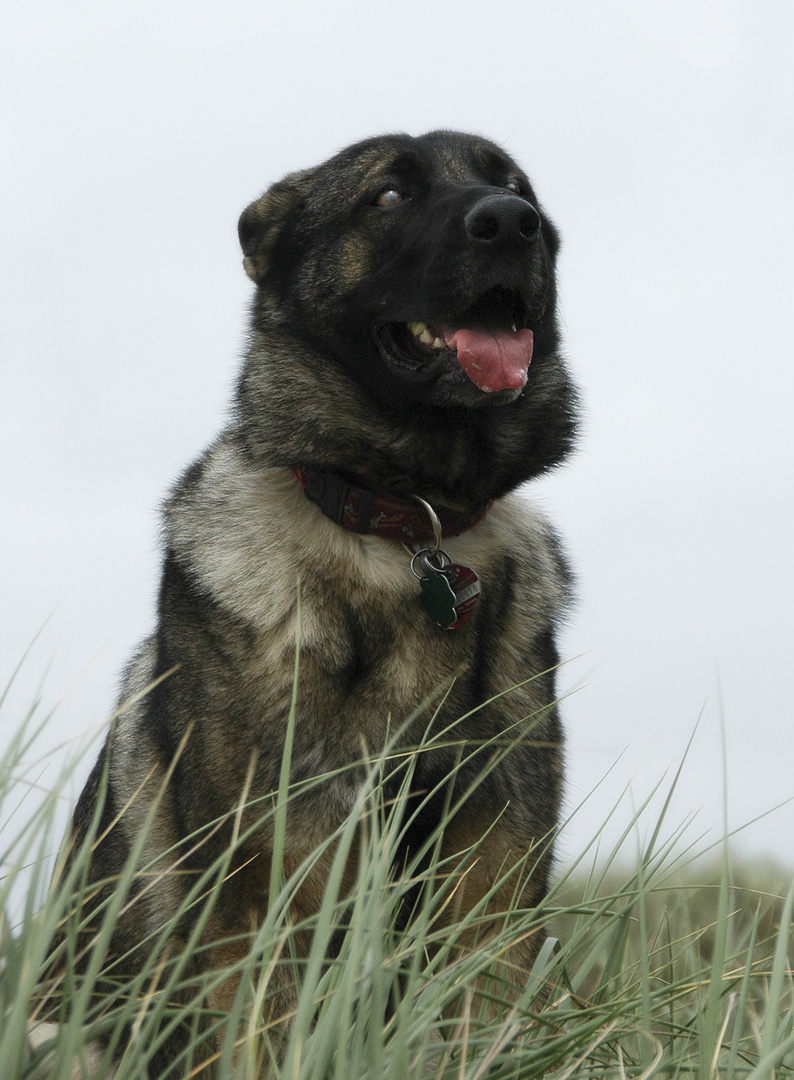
[464,195,541,247]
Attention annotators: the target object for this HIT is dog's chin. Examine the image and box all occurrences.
[431,379,524,409]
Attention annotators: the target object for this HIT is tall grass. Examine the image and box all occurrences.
[1,665,792,1079]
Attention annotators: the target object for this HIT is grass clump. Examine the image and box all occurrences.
[1,667,792,1079]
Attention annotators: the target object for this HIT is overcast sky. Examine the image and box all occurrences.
[2,0,793,871]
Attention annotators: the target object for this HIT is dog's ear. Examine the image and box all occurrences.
[238,167,318,283]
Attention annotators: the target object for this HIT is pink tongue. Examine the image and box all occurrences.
[443,327,534,392]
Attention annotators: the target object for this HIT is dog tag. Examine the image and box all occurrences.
[416,552,481,630]
[442,561,481,628]
[419,562,458,628]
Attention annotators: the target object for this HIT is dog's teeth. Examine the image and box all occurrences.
[432,336,445,349]
[408,321,427,337]
[420,329,435,345]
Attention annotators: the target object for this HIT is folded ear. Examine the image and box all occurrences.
[238,166,319,283]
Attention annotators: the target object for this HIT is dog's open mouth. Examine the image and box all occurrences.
[373,287,534,394]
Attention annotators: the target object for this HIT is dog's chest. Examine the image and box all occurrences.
[169,456,515,726]
[245,515,478,727]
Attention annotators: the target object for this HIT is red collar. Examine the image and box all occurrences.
[292,467,490,544]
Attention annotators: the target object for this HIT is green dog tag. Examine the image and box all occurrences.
[419,564,458,629]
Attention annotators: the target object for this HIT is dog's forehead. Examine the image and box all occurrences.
[320,132,522,192]
[413,130,519,180]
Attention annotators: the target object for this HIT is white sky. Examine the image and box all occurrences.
[2,0,793,870]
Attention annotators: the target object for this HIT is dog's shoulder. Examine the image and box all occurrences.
[162,434,409,626]
[446,493,572,617]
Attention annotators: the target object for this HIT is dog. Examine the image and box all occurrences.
[54,130,578,1075]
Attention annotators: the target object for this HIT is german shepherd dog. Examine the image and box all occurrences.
[58,131,578,1074]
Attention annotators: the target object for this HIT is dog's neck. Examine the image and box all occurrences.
[291,467,490,543]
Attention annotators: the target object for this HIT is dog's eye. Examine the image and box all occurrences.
[505,178,522,195]
[374,188,403,208]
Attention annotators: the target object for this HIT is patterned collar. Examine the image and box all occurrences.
[291,467,490,544]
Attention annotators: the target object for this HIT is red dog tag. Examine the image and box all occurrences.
[443,562,481,628]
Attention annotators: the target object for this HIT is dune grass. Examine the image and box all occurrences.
[1,664,792,1079]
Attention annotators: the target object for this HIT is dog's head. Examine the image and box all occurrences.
[238,131,562,411]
